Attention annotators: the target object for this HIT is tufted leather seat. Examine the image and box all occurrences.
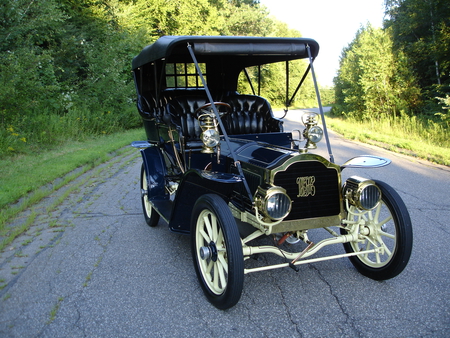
[222,95,283,135]
[137,93,158,118]
[165,94,283,147]
[166,96,207,141]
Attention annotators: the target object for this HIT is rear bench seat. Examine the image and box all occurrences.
[221,95,283,135]
[151,93,283,146]
[137,89,207,120]
[166,96,207,141]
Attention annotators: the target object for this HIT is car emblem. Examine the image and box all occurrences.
[296,176,316,197]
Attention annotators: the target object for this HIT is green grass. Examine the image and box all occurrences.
[0,129,144,233]
[326,114,450,166]
[47,297,64,324]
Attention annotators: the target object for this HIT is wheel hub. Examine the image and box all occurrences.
[199,241,218,262]
[141,188,148,198]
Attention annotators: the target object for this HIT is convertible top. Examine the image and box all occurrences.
[132,36,319,70]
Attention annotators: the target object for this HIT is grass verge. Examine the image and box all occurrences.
[0,129,145,235]
[325,115,450,166]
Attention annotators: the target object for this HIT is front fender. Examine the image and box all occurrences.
[341,155,391,169]
[169,169,242,233]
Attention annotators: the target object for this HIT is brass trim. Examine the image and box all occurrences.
[270,214,343,233]
[344,176,382,210]
[230,154,346,235]
[229,203,344,235]
[269,153,344,222]
[268,153,341,184]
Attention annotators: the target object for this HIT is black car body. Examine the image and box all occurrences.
[131,36,413,309]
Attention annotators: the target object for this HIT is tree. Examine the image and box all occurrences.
[0,0,65,124]
[384,0,450,99]
[219,1,272,36]
[333,25,421,119]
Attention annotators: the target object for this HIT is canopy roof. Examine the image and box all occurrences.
[132,36,319,70]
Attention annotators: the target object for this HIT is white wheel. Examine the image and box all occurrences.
[342,180,412,280]
[191,194,244,309]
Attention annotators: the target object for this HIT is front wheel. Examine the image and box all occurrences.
[341,180,413,280]
[140,164,160,227]
[191,194,244,310]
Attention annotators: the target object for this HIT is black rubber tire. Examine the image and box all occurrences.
[191,194,244,310]
[140,164,160,227]
[341,180,413,280]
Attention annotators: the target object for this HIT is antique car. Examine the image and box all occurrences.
[131,36,413,309]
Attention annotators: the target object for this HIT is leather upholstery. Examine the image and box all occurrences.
[139,89,206,121]
[141,92,283,144]
[137,94,158,118]
[166,96,207,141]
[222,95,283,135]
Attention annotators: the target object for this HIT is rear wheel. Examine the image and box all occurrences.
[191,194,244,310]
[341,180,412,280]
[140,164,160,227]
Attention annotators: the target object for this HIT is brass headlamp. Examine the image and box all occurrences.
[198,111,220,154]
[302,112,323,149]
[254,186,292,221]
[344,176,382,210]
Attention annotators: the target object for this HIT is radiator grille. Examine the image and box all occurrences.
[231,167,261,194]
[230,167,261,211]
[273,161,341,220]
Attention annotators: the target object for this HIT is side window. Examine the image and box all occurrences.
[238,60,311,106]
[237,67,256,95]
[165,63,206,88]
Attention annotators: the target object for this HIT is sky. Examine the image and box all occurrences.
[259,0,386,86]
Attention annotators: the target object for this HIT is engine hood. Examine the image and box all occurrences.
[220,138,294,169]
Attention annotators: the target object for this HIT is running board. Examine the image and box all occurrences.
[151,200,173,223]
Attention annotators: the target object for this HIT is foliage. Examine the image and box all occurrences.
[384,0,450,99]
[333,0,449,153]
[0,0,142,158]
[236,19,317,108]
[0,0,65,123]
[319,87,335,107]
[331,0,450,165]
[238,58,316,108]
[435,95,450,128]
[333,25,421,120]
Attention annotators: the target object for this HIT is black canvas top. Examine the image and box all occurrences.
[132,36,319,70]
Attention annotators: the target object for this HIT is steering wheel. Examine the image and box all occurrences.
[195,102,231,118]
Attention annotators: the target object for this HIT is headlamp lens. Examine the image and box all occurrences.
[265,192,291,220]
[201,129,220,147]
[307,125,323,143]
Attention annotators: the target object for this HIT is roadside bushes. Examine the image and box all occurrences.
[1,106,140,157]
[0,0,143,158]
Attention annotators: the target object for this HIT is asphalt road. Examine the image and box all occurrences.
[1,109,449,337]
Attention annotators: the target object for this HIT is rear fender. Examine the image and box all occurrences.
[169,169,242,233]
[140,146,168,201]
